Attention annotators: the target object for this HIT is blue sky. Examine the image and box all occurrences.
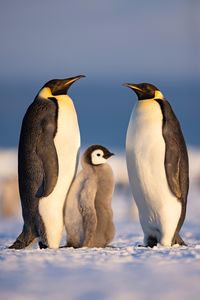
[1,0,200,81]
[0,1,200,148]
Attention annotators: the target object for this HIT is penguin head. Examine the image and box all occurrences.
[38,75,85,98]
[123,82,164,101]
[84,145,114,166]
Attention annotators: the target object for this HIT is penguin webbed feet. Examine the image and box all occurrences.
[38,241,48,249]
[147,236,158,248]
[8,240,27,249]
[65,242,81,249]
[139,236,158,248]
[8,229,36,249]
[172,233,187,246]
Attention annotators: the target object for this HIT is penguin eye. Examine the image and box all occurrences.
[97,153,101,157]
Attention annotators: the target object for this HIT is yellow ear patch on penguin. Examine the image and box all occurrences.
[39,87,52,99]
[154,90,164,100]
[38,87,73,109]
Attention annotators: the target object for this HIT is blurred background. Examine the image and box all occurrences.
[0,0,200,218]
[1,0,200,149]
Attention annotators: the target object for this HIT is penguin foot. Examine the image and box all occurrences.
[67,244,80,249]
[173,234,187,246]
[8,240,27,249]
[38,241,48,249]
[66,241,81,248]
[59,245,68,248]
[146,236,158,248]
[9,228,37,249]
[106,245,117,249]
[9,234,35,249]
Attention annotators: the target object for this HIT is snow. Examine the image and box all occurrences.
[0,149,17,180]
[1,147,200,300]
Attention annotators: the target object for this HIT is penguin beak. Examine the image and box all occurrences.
[122,83,144,100]
[104,152,115,159]
[64,75,86,88]
[52,75,86,95]
[122,83,143,92]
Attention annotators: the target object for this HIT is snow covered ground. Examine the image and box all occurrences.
[0,147,200,300]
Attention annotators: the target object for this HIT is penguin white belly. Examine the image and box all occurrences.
[39,96,80,248]
[126,100,181,246]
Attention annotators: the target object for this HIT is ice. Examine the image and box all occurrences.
[0,147,200,299]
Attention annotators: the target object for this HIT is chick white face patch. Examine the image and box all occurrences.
[91,149,107,165]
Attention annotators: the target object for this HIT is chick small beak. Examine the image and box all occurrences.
[104,152,115,159]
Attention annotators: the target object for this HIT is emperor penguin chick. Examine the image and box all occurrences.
[65,145,115,248]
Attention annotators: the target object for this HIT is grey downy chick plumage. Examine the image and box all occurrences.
[65,145,115,248]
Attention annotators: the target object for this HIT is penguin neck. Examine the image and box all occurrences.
[92,164,109,177]
[81,157,94,172]
[133,98,163,122]
[138,90,164,102]
[38,87,52,99]
[136,99,155,108]
[38,87,74,107]
[81,159,107,174]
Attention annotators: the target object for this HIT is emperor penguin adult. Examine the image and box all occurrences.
[9,75,85,249]
[65,145,115,248]
[123,82,189,247]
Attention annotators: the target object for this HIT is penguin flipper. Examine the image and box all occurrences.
[36,114,59,198]
[155,99,189,202]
